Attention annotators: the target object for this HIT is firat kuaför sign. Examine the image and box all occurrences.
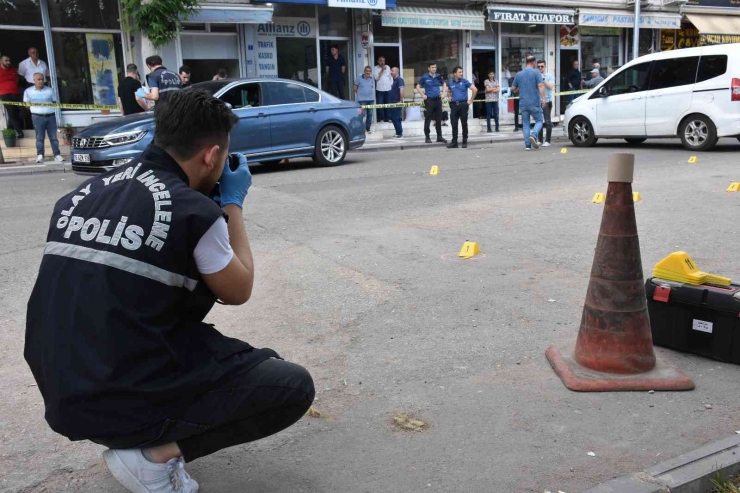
[488,8,574,25]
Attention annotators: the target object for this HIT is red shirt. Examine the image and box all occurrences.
[0,66,20,96]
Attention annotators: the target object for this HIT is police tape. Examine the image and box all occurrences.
[0,100,119,110]
[360,89,589,109]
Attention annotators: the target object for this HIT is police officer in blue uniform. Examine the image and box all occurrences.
[416,62,448,144]
[446,66,478,149]
[24,89,315,493]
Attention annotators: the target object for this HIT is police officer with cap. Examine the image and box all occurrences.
[446,66,477,149]
[416,61,448,145]
[24,89,315,493]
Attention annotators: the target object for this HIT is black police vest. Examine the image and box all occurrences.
[24,145,272,440]
[151,66,182,102]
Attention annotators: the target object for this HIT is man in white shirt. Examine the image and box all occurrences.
[18,47,49,86]
[374,56,392,123]
[23,73,62,163]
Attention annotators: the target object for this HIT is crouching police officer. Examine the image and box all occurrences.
[24,89,315,493]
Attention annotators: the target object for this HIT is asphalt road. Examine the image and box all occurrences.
[1,137,740,493]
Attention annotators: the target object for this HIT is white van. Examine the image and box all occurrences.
[564,44,740,151]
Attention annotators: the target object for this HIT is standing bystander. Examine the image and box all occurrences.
[117,64,148,116]
[537,60,554,147]
[23,73,62,163]
[325,46,346,99]
[353,66,375,133]
[374,56,392,123]
[446,66,477,149]
[0,55,24,138]
[567,59,582,105]
[511,55,546,151]
[389,67,405,138]
[583,68,604,89]
[18,47,49,86]
[416,62,447,144]
[484,70,500,133]
[179,66,192,88]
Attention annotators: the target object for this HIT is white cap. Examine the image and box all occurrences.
[591,68,600,75]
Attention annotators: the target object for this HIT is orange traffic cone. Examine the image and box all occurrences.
[545,153,694,391]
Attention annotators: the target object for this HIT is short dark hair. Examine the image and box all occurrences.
[145,55,162,67]
[427,62,436,68]
[537,60,545,66]
[154,89,238,160]
[452,66,462,73]
[331,45,339,50]
[216,68,227,78]
[126,63,138,73]
[179,65,191,75]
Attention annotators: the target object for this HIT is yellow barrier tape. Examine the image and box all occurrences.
[360,89,589,109]
[0,100,118,110]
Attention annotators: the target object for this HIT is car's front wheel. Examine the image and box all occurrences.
[313,126,347,166]
[680,114,718,152]
[569,117,597,147]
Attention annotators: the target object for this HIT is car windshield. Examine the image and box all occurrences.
[191,80,233,96]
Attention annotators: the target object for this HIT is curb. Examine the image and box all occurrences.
[0,164,71,177]
[356,134,566,153]
[584,434,740,493]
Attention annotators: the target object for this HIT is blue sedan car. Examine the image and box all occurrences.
[71,78,366,175]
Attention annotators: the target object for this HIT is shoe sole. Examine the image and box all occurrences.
[103,450,152,493]
[529,136,539,149]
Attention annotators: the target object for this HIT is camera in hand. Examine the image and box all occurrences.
[228,153,240,172]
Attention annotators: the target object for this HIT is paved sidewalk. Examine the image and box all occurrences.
[0,160,71,177]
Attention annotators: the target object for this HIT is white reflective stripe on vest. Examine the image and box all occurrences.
[44,241,198,291]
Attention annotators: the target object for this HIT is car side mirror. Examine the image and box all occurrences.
[598,86,608,97]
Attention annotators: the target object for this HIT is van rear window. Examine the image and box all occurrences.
[696,55,728,83]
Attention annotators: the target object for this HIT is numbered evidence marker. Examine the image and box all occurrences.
[727,182,740,192]
[430,165,439,176]
[560,148,568,154]
[457,241,480,259]
[591,193,606,204]
[633,192,642,202]
[688,156,698,163]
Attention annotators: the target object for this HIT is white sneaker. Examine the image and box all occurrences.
[103,449,199,493]
[542,142,551,147]
[54,155,64,163]
[36,155,43,163]
[525,147,531,151]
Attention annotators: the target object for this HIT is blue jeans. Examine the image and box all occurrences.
[520,105,544,148]
[390,107,403,136]
[358,100,373,130]
[32,114,61,157]
[485,101,499,131]
[376,90,390,121]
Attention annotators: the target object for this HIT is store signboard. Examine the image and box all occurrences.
[661,28,700,50]
[382,11,485,30]
[328,0,386,10]
[700,33,740,44]
[488,8,574,25]
[686,0,740,7]
[581,26,621,36]
[560,25,579,49]
[579,12,681,29]
[256,17,317,38]
[254,36,278,78]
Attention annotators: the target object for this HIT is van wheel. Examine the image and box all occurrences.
[569,117,597,147]
[625,138,647,145]
[680,115,718,152]
[313,126,347,166]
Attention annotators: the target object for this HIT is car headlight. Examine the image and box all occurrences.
[103,130,147,147]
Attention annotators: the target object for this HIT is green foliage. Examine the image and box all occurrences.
[122,0,200,48]
[712,471,740,493]
[2,128,17,137]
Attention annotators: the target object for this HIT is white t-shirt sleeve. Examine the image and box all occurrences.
[194,216,234,275]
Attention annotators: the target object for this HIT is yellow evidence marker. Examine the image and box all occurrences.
[592,193,606,204]
[688,156,698,163]
[633,192,642,202]
[560,148,568,154]
[458,241,480,259]
[430,165,439,176]
[653,251,731,286]
[727,182,740,192]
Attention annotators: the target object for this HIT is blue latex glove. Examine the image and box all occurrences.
[218,153,251,208]
[135,88,146,98]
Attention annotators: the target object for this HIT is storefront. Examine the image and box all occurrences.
[663,0,740,49]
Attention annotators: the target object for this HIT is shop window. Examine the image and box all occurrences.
[52,31,124,107]
[181,34,240,84]
[401,29,460,88]
[48,0,121,29]
[0,0,42,25]
[318,6,349,38]
[267,82,307,105]
[372,16,399,44]
[275,38,318,87]
[604,61,651,96]
[501,36,544,89]
[219,83,261,109]
[697,55,727,83]
[580,32,620,78]
[502,23,545,36]
[649,56,699,90]
[210,24,237,33]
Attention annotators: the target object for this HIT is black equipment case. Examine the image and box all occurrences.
[645,277,740,365]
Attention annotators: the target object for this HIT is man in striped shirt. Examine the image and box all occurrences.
[23,73,62,163]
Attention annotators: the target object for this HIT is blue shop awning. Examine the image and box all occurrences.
[253,0,396,9]
[187,4,274,23]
